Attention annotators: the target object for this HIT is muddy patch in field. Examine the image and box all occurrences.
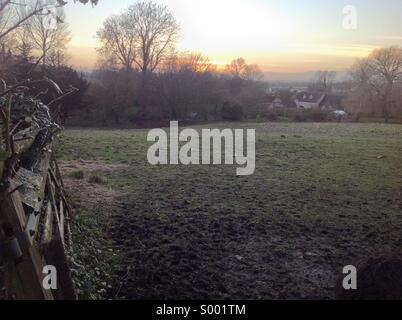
[59,160,127,206]
[63,178,124,205]
[220,235,337,299]
[59,160,129,173]
[107,197,338,300]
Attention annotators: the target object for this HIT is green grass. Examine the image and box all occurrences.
[69,170,85,179]
[56,122,402,299]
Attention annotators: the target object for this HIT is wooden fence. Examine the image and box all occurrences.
[0,147,76,300]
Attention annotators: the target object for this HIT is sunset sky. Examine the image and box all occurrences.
[65,0,402,73]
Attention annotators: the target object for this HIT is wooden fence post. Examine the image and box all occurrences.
[0,182,53,300]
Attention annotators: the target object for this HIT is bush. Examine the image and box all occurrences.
[291,108,329,122]
[88,174,108,185]
[70,170,85,179]
[309,109,329,122]
[221,101,243,121]
[266,109,279,121]
[294,113,307,122]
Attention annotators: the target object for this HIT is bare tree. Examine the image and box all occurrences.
[312,71,336,92]
[348,46,402,122]
[97,13,137,71]
[225,57,247,78]
[368,46,402,122]
[0,0,46,41]
[127,2,180,77]
[97,1,179,113]
[347,58,376,119]
[0,1,13,40]
[15,24,34,60]
[0,0,97,42]
[19,0,71,68]
[244,64,263,81]
[47,48,69,67]
[163,51,214,73]
[128,1,179,112]
[224,58,263,81]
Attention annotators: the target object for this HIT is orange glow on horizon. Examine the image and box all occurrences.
[64,0,402,74]
[68,44,373,73]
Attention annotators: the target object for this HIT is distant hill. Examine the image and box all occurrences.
[263,71,351,83]
[74,68,351,84]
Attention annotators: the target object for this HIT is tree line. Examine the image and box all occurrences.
[85,53,266,126]
[84,2,266,126]
[85,2,402,125]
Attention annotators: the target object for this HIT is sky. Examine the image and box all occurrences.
[64,0,402,73]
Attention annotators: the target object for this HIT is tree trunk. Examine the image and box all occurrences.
[139,70,148,120]
[114,112,120,125]
[383,83,393,123]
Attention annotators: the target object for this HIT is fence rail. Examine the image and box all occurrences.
[0,146,76,300]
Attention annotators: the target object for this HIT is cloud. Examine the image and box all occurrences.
[383,35,402,41]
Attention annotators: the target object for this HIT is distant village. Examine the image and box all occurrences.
[263,85,347,113]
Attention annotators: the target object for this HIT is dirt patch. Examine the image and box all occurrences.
[59,160,127,206]
[108,199,337,300]
[59,160,129,173]
[63,178,123,205]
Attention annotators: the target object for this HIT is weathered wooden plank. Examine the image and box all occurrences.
[0,182,27,237]
[25,203,42,242]
[13,126,40,156]
[52,155,65,189]
[11,168,43,209]
[47,178,64,248]
[0,182,53,300]
[36,150,52,200]
[14,246,54,300]
[41,201,54,245]
[49,167,73,214]
[59,199,65,243]
[42,234,77,300]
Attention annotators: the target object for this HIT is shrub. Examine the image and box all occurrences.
[221,101,243,121]
[291,108,329,122]
[309,109,329,122]
[88,175,107,185]
[266,109,279,121]
[292,110,307,122]
[70,170,85,179]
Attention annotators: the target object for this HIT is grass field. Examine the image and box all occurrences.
[56,122,402,299]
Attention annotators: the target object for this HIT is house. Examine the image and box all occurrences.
[257,94,286,111]
[319,94,345,111]
[259,95,276,109]
[290,86,308,93]
[271,97,285,109]
[294,92,326,109]
[294,92,345,110]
